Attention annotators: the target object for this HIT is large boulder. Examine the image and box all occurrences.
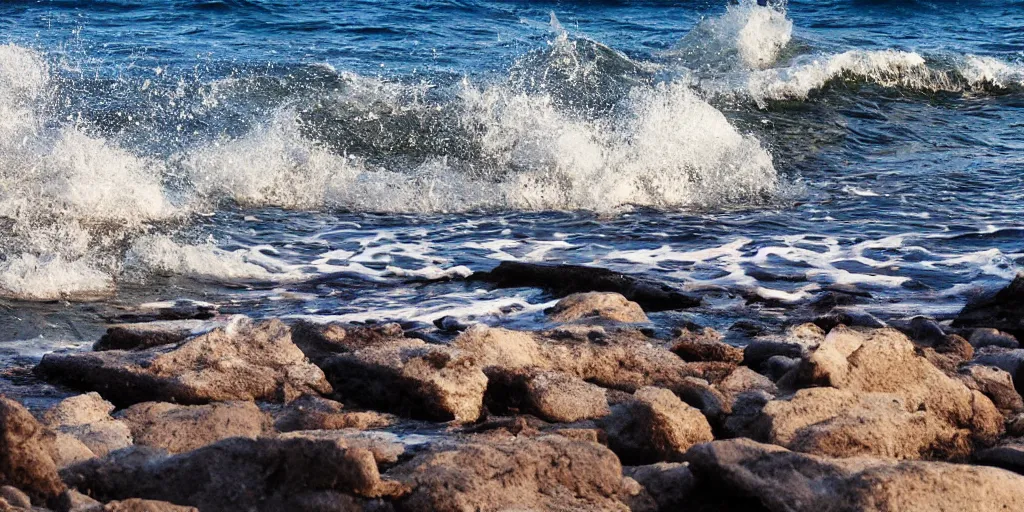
[36,318,331,407]
[388,435,628,511]
[547,292,649,324]
[42,393,133,458]
[952,273,1024,339]
[117,401,267,454]
[61,437,406,511]
[321,338,487,422]
[684,438,1024,511]
[0,397,66,508]
[600,387,713,464]
[736,327,1002,459]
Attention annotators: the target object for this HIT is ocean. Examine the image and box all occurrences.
[0,0,1022,363]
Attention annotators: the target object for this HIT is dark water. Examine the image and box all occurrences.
[0,0,1022,360]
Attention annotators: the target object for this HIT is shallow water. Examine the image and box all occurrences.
[0,0,1022,360]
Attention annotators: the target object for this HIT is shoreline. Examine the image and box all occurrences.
[1,265,1023,510]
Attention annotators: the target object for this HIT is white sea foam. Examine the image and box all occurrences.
[668,0,792,71]
[124,235,306,283]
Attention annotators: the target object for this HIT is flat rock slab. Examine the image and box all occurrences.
[36,318,331,407]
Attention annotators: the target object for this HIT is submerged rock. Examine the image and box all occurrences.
[61,437,406,511]
[117,401,267,454]
[36,318,331,407]
[547,292,649,323]
[685,438,1024,512]
[473,261,701,311]
[0,397,66,508]
[388,435,628,511]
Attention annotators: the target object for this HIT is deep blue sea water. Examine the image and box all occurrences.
[0,0,1022,359]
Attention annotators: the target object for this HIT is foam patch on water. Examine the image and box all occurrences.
[0,254,115,301]
[124,235,307,283]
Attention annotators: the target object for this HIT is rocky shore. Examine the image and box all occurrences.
[3,267,1024,511]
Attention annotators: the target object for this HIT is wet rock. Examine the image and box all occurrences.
[273,394,396,432]
[670,328,742,364]
[473,261,701,311]
[621,463,694,512]
[36,318,332,407]
[547,292,648,323]
[0,396,66,508]
[432,315,469,332]
[117,401,266,454]
[969,328,1020,349]
[0,487,30,510]
[290,320,405,365]
[972,349,1024,393]
[42,394,132,458]
[61,437,407,511]
[684,438,1024,512]
[743,341,806,370]
[93,320,214,352]
[975,441,1024,475]
[959,365,1024,414]
[388,435,627,511]
[321,338,487,422]
[952,273,1024,339]
[600,387,714,464]
[892,316,947,345]
[813,307,886,332]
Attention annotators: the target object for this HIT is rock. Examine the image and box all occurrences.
[600,387,714,464]
[894,316,947,344]
[276,429,407,466]
[959,365,1024,414]
[621,463,693,512]
[63,489,102,512]
[51,433,97,469]
[273,395,396,432]
[472,261,701,311]
[61,437,407,511]
[670,328,742,364]
[742,327,1004,459]
[0,396,65,508]
[1008,413,1024,437]
[36,318,332,407]
[388,435,628,511]
[973,349,1024,393]
[117,401,266,454]
[716,367,777,403]
[952,273,1024,339]
[975,441,1024,475]
[485,369,609,423]
[0,487,29,510]
[42,394,132,458]
[761,355,799,382]
[684,438,1024,512]
[969,328,1020,349]
[547,292,649,323]
[786,323,826,345]
[93,320,213,351]
[96,499,199,512]
[743,341,806,370]
[291,320,405,365]
[813,307,886,332]
[321,338,487,422]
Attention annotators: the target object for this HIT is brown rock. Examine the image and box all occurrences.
[716,367,777,403]
[276,429,407,466]
[61,437,407,511]
[670,328,742,364]
[547,292,649,323]
[322,338,487,422]
[117,401,266,454]
[969,328,1020,349]
[621,463,694,512]
[960,364,1024,414]
[484,368,609,423]
[94,320,214,352]
[291,320,405,364]
[51,432,97,469]
[36,318,331,407]
[388,435,628,511]
[0,396,66,508]
[973,348,1024,393]
[42,394,132,458]
[273,394,395,432]
[0,487,30,510]
[684,438,1024,512]
[98,499,199,512]
[600,387,714,464]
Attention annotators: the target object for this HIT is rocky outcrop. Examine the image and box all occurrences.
[61,437,406,511]
[472,261,701,311]
[600,387,714,464]
[953,273,1024,339]
[43,393,132,459]
[322,338,487,422]
[36,318,331,407]
[684,438,1024,512]
[273,394,396,432]
[547,292,649,323]
[117,401,267,454]
[733,327,1002,459]
[0,397,66,508]
[388,435,628,511]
